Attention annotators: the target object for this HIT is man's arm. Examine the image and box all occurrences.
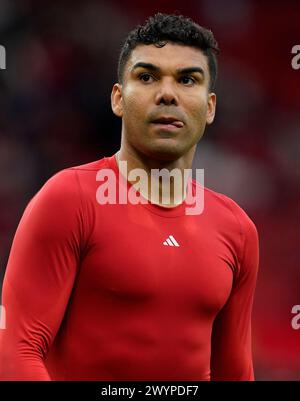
[210,208,259,381]
[0,170,83,380]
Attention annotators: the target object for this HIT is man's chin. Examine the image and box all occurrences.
[140,142,188,162]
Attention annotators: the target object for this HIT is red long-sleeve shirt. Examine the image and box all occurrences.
[0,154,259,380]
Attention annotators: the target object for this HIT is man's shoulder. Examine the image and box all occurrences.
[67,157,109,173]
[200,184,258,236]
[30,157,108,208]
[44,157,109,188]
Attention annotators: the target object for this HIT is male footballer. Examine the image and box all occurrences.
[0,13,259,380]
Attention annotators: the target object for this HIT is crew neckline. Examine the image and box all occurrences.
[105,153,195,218]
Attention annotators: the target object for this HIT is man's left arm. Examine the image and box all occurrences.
[210,212,259,381]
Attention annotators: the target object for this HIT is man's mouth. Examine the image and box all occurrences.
[151,116,184,129]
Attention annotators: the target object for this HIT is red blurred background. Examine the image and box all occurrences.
[0,0,299,380]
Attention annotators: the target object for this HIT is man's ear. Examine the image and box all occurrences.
[206,92,216,125]
[111,83,123,117]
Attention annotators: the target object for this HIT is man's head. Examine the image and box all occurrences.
[111,13,220,162]
[118,13,219,92]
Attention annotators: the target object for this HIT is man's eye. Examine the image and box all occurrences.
[180,76,195,85]
[139,73,154,83]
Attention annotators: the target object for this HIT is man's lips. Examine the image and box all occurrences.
[151,117,184,128]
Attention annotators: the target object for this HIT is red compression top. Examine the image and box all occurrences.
[0,154,259,380]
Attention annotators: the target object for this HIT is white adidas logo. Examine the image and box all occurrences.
[163,235,180,247]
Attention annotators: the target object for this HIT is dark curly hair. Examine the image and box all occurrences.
[118,13,220,91]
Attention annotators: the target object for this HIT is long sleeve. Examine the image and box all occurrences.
[210,209,259,381]
[0,169,84,380]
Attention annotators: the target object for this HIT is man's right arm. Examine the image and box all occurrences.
[0,169,83,380]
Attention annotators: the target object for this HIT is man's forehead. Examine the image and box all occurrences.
[127,43,209,73]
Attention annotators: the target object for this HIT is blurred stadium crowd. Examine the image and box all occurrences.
[0,0,299,380]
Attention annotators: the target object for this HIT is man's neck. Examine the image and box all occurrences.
[115,147,195,207]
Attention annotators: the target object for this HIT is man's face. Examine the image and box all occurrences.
[111,42,216,161]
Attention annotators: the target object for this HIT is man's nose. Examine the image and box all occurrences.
[154,79,178,106]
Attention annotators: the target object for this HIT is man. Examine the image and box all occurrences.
[0,13,259,380]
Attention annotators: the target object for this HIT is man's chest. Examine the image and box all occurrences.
[79,204,235,316]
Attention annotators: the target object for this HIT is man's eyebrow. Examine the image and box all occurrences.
[177,67,205,76]
[131,62,161,72]
[131,63,205,77]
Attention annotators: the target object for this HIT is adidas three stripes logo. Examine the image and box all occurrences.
[163,235,180,247]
